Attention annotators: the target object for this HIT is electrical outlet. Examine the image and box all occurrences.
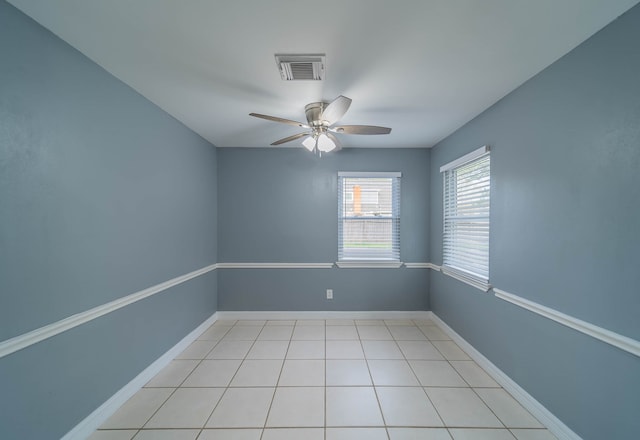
[326,289,333,299]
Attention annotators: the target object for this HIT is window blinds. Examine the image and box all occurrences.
[338,172,401,261]
[442,147,490,291]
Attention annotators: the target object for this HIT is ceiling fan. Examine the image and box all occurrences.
[249,95,391,154]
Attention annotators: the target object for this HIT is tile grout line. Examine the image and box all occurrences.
[259,321,294,438]
[356,322,391,440]
[404,319,448,430]
[201,320,263,433]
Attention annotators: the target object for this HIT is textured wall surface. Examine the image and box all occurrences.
[429,5,640,439]
[0,3,218,438]
[217,147,430,311]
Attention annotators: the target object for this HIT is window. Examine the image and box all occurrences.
[338,172,401,263]
[441,146,491,291]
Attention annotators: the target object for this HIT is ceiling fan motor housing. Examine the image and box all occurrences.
[305,102,330,136]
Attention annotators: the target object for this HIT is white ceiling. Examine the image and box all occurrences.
[8,0,639,149]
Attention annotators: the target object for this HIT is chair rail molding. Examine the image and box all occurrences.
[494,288,640,358]
[216,262,334,269]
[0,263,218,359]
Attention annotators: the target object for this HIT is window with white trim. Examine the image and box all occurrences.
[338,172,401,262]
[441,146,491,291]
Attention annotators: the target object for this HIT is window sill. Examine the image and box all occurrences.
[441,265,491,292]
[335,261,404,269]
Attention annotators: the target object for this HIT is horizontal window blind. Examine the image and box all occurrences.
[442,148,490,290]
[338,172,401,261]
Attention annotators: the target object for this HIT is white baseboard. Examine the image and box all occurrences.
[61,312,219,440]
[430,312,581,440]
[216,310,432,320]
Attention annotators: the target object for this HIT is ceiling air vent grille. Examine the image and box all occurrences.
[275,54,325,81]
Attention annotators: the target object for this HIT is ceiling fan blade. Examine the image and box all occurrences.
[249,113,308,128]
[320,95,352,125]
[270,132,310,145]
[331,125,392,135]
[326,132,342,150]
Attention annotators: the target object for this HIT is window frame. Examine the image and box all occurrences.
[337,171,402,268]
[440,146,491,291]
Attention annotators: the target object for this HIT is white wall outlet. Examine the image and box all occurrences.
[326,289,333,299]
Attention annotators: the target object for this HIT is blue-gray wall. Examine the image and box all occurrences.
[0,2,218,438]
[217,148,430,311]
[429,5,640,439]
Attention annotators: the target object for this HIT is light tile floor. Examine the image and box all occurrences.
[91,319,557,440]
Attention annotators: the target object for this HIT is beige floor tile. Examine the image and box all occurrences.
[182,360,241,387]
[230,359,283,387]
[246,340,289,359]
[145,360,198,387]
[475,389,544,428]
[409,360,468,387]
[198,429,262,440]
[266,387,325,427]
[389,326,428,340]
[326,387,384,427]
[291,325,325,340]
[198,325,233,340]
[327,427,389,440]
[175,340,218,359]
[144,388,224,428]
[397,340,445,360]
[354,319,385,326]
[295,319,325,326]
[361,340,404,359]
[357,326,394,340]
[286,340,325,359]
[420,326,451,341]
[431,341,470,360]
[449,428,516,440]
[326,340,364,359]
[326,359,372,386]
[206,341,253,359]
[510,429,558,440]
[450,361,499,387]
[388,427,453,439]
[377,387,443,427]
[278,359,324,386]
[368,360,420,386]
[206,387,275,428]
[133,430,200,440]
[258,325,294,340]
[326,325,359,340]
[384,319,415,326]
[88,430,137,440]
[426,388,502,428]
[223,326,262,341]
[100,388,173,429]
[262,428,324,440]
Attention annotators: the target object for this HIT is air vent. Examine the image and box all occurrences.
[275,54,325,81]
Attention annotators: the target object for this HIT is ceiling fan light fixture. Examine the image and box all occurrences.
[317,133,336,152]
[302,135,317,151]
[249,95,391,155]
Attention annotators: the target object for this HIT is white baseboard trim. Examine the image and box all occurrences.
[61,312,219,440]
[430,312,581,440]
[0,263,218,359]
[216,310,432,320]
[494,288,640,358]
